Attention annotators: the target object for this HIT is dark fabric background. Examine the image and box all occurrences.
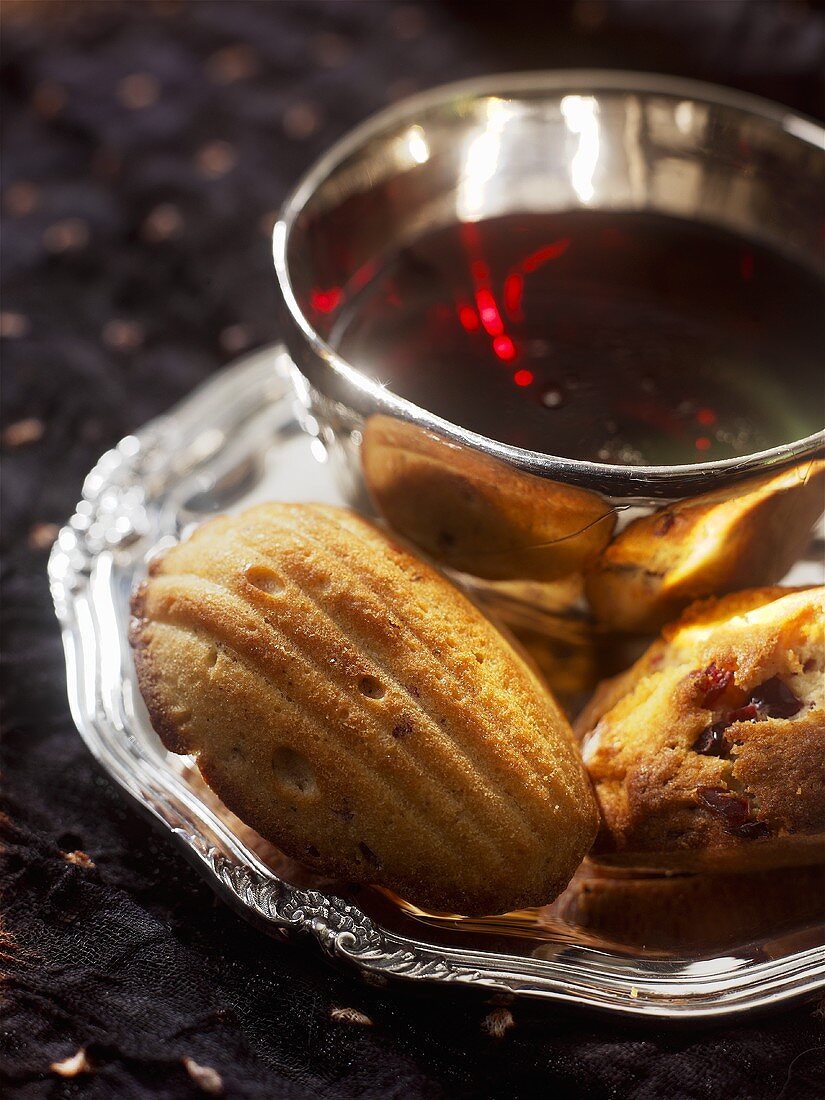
[2,2,825,1097]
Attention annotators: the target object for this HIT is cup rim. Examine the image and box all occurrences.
[274,70,825,496]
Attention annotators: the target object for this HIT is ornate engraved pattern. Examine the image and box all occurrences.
[192,840,473,985]
[48,346,825,1018]
[50,424,172,616]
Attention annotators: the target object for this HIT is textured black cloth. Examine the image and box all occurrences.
[2,2,825,1097]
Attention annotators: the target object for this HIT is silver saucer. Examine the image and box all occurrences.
[49,345,825,1020]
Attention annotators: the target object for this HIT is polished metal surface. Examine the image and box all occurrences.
[49,346,825,1020]
[274,72,825,613]
[275,72,824,500]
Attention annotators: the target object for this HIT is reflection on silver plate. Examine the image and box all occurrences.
[49,345,825,1020]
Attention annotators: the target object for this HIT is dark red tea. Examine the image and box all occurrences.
[330,210,824,465]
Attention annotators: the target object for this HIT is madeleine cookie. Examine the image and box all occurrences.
[131,502,598,914]
[362,416,615,581]
[554,863,825,951]
[586,459,825,632]
[577,586,825,871]
[465,575,598,715]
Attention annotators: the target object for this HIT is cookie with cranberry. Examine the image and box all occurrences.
[577,586,825,871]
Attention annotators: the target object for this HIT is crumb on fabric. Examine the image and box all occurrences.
[51,1049,92,1077]
[63,850,95,869]
[481,1007,515,1039]
[3,418,43,447]
[330,1006,373,1026]
[182,1057,224,1094]
[28,523,60,550]
[43,217,89,253]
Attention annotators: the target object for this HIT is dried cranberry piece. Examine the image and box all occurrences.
[736,820,770,840]
[694,662,734,708]
[749,676,802,719]
[696,786,751,830]
[692,722,729,757]
[726,703,759,724]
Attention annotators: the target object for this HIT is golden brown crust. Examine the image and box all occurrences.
[576,586,825,871]
[131,502,598,915]
[554,862,825,951]
[586,459,825,632]
[466,575,598,716]
[362,416,616,582]
[574,587,800,735]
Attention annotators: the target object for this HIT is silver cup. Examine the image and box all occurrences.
[274,72,824,690]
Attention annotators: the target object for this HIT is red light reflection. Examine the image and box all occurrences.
[503,273,524,320]
[458,304,479,331]
[521,237,570,274]
[461,221,519,363]
[475,288,504,336]
[350,259,378,293]
[494,335,517,362]
[513,368,533,386]
[471,259,490,283]
[310,287,343,313]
